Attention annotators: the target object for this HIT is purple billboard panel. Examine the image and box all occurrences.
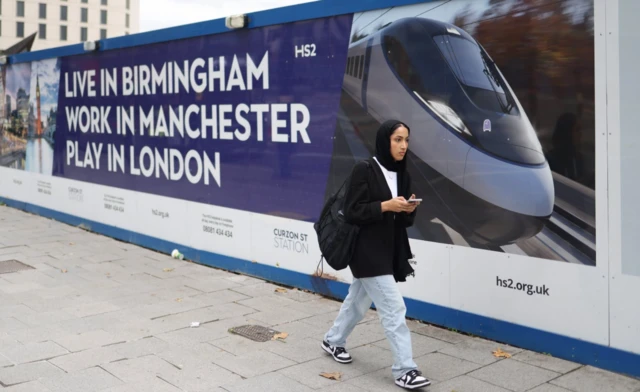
[52,15,353,222]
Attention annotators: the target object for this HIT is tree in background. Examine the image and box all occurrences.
[452,0,595,189]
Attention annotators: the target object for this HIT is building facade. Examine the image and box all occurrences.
[0,0,140,51]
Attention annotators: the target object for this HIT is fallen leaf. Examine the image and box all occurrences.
[275,288,288,293]
[163,268,174,272]
[319,372,342,381]
[492,348,512,358]
[272,332,288,341]
[69,242,74,246]
[61,269,67,273]
[175,298,183,302]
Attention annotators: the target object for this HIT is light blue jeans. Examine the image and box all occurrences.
[323,274,418,379]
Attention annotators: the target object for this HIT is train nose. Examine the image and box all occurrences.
[464,147,554,218]
[456,147,555,245]
[473,116,546,166]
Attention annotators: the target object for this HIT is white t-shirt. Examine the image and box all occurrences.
[373,157,398,198]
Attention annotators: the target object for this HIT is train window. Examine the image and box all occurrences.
[383,35,425,94]
[354,55,360,79]
[433,35,503,93]
[433,34,517,114]
[347,57,351,75]
[359,54,365,79]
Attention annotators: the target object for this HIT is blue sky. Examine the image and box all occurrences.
[139,0,592,34]
[140,0,317,32]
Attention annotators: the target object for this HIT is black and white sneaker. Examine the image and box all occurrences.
[321,340,352,363]
[395,370,430,389]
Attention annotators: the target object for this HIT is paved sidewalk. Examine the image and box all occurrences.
[0,204,639,392]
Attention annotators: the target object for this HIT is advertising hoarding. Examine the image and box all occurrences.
[1,0,636,376]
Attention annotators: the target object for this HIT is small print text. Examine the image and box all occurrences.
[496,276,550,296]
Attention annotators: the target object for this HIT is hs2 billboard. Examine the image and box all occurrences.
[0,0,620,358]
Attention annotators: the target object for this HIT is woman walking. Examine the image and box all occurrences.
[321,120,430,390]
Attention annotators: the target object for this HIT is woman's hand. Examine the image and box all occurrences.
[405,194,420,213]
[382,196,415,213]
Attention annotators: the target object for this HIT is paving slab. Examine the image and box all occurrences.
[527,384,575,392]
[413,352,484,382]
[38,366,123,392]
[1,341,69,365]
[223,372,315,392]
[3,381,55,391]
[101,376,183,392]
[420,375,512,392]
[468,358,560,392]
[48,346,127,373]
[550,366,640,392]
[0,361,66,387]
[512,350,583,374]
[408,321,474,344]
[438,337,523,366]
[211,349,297,378]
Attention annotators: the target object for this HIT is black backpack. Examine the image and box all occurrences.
[313,160,371,274]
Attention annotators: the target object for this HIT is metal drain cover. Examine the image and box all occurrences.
[229,325,280,342]
[0,260,35,274]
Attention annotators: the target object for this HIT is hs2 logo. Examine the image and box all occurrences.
[295,44,317,58]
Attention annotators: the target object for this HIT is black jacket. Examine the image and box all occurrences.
[343,158,416,282]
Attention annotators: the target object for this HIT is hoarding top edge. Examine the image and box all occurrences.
[7,0,433,65]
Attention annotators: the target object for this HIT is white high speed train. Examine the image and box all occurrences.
[342,17,555,246]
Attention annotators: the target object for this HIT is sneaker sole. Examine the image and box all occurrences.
[321,342,352,364]
[395,379,431,389]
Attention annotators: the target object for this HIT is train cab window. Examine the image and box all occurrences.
[433,34,517,114]
[383,35,425,94]
[433,35,501,93]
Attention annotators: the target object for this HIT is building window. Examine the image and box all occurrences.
[38,23,46,39]
[100,10,107,25]
[80,27,87,41]
[125,31,129,35]
[60,5,67,21]
[16,1,24,17]
[16,21,24,37]
[126,13,130,28]
[0,0,2,16]
[126,0,130,9]
[81,0,87,3]
[39,3,46,19]
[81,7,88,23]
[0,21,2,37]
[60,25,67,41]
[100,29,107,39]
[101,0,107,5]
